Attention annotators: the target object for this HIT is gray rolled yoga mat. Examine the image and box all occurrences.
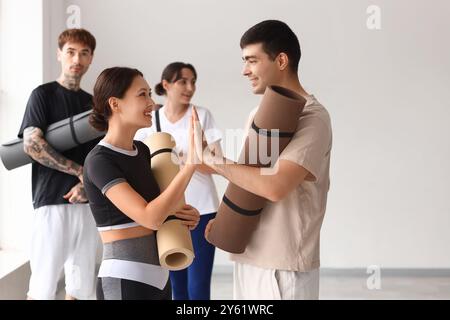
[207,85,307,254]
[0,110,104,170]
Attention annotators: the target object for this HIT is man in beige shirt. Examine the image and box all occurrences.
[204,20,332,299]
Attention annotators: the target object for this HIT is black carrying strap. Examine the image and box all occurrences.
[155,109,161,132]
[251,121,295,138]
[69,115,82,146]
[150,148,175,159]
[222,195,263,216]
[164,215,185,222]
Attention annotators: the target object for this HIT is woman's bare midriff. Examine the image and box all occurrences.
[99,225,154,243]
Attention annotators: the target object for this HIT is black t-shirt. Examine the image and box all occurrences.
[83,140,161,228]
[17,81,99,209]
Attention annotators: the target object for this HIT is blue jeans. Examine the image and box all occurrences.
[169,212,216,300]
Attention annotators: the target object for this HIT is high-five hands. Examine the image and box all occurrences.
[190,106,216,166]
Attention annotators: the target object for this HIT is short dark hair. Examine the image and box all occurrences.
[58,28,96,53]
[90,67,143,131]
[155,62,197,96]
[240,20,301,73]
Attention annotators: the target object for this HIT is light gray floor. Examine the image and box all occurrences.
[318,275,450,300]
[55,268,450,300]
[210,269,450,300]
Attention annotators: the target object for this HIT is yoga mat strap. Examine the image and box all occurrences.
[155,109,161,132]
[223,195,263,216]
[164,215,178,222]
[164,214,190,222]
[69,115,82,146]
[150,148,176,159]
[251,121,295,138]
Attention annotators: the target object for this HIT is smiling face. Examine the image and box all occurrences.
[57,41,93,80]
[163,67,196,105]
[241,43,283,95]
[114,75,155,129]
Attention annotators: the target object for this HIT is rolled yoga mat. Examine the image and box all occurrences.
[144,132,195,271]
[207,85,307,253]
[0,109,104,170]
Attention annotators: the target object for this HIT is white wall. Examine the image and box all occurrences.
[0,0,44,251]
[1,0,449,268]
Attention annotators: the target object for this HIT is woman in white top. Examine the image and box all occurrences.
[135,62,222,300]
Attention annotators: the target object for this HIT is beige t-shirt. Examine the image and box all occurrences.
[229,95,332,272]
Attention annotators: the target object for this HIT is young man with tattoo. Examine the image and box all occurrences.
[17,29,99,300]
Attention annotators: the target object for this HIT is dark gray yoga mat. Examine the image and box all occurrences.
[0,110,104,170]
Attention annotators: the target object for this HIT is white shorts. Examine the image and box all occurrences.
[28,204,100,300]
[233,262,320,300]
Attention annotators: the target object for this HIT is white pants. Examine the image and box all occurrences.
[233,262,320,300]
[28,204,99,300]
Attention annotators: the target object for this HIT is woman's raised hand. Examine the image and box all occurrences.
[187,106,206,166]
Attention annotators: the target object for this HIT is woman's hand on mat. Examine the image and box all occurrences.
[63,182,88,203]
[175,204,200,230]
[204,218,215,242]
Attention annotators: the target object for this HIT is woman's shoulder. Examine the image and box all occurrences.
[134,140,151,158]
[84,144,118,177]
[85,144,116,164]
[134,140,149,151]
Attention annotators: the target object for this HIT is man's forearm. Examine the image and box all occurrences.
[23,127,83,179]
[208,156,277,200]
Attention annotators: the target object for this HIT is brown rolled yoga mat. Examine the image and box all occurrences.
[207,85,307,253]
[144,132,195,271]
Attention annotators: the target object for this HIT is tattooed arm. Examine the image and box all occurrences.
[23,126,88,203]
[23,126,84,182]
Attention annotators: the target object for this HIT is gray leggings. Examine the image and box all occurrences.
[96,234,171,300]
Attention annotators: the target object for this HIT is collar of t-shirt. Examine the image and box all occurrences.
[155,104,194,155]
[159,104,192,128]
[98,139,138,156]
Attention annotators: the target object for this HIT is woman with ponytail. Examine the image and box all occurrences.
[84,67,201,300]
[135,62,222,300]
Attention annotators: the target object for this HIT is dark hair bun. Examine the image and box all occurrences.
[155,82,166,96]
[89,110,108,132]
